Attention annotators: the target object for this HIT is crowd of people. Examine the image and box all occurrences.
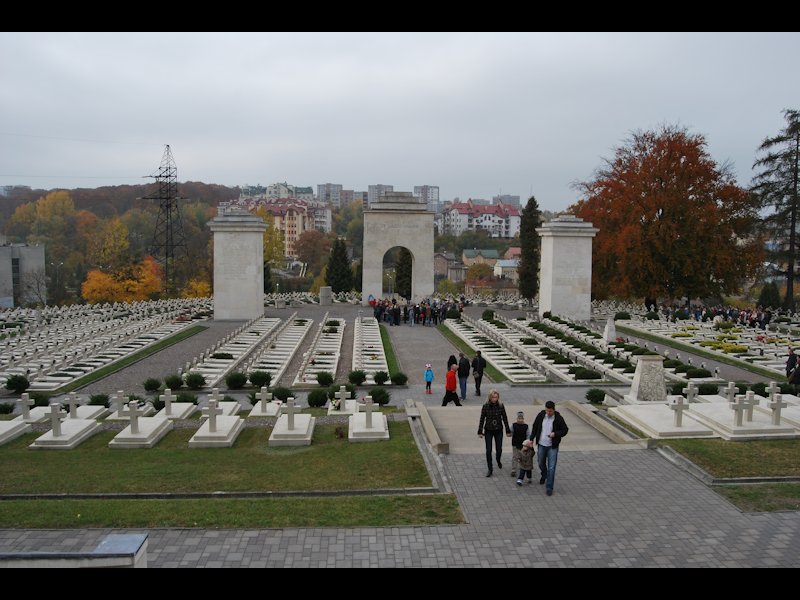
[372,297,465,327]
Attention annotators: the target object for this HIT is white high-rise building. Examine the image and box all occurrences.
[414,185,440,212]
[368,184,393,207]
[317,183,343,208]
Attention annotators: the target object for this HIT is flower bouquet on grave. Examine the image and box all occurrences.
[331,397,341,410]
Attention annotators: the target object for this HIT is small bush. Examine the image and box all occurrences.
[164,374,183,390]
[368,386,390,406]
[143,378,161,393]
[4,374,29,394]
[645,311,659,320]
[212,352,234,359]
[348,369,367,385]
[482,309,495,321]
[446,308,461,319]
[670,382,686,395]
[323,327,338,334]
[176,393,198,404]
[327,383,356,400]
[542,311,552,319]
[733,382,749,394]
[390,372,408,385]
[326,319,340,326]
[574,368,601,380]
[271,386,293,401]
[623,366,636,373]
[225,372,248,389]
[88,394,110,407]
[585,388,605,404]
[307,388,329,408]
[0,403,14,414]
[686,368,712,379]
[612,359,630,369]
[185,373,206,390]
[373,371,389,385]
[248,371,272,388]
[697,383,720,395]
[316,371,334,387]
[30,393,50,407]
[614,311,631,321]
[714,320,736,330]
[152,397,165,411]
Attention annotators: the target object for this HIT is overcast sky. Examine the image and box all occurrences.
[1,32,798,212]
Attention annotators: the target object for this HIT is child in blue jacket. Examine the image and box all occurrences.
[424,363,434,394]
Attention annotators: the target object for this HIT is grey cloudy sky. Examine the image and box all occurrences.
[1,32,798,212]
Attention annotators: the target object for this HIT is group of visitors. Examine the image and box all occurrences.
[373,297,464,327]
[436,351,486,405]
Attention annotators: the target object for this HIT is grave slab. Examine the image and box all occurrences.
[0,420,31,446]
[108,417,174,449]
[188,416,245,448]
[348,411,390,442]
[29,418,102,449]
[687,402,796,440]
[610,404,714,439]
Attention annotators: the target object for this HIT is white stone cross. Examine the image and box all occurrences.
[364,395,374,429]
[206,399,223,433]
[284,398,299,430]
[66,392,80,419]
[18,393,33,420]
[682,382,697,404]
[744,390,757,422]
[111,390,126,414]
[259,386,272,412]
[768,393,788,426]
[49,403,62,437]
[127,401,144,435]
[766,381,780,403]
[209,388,222,403]
[730,394,749,427]
[723,382,738,404]
[335,386,348,411]
[669,395,688,428]
[160,388,176,416]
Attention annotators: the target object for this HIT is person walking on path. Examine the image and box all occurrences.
[510,410,528,478]
[530,400,569,496]
[478,389,511,477]
[447,354,457,373]
[471,350,487,396]
[457,352,471,402]
[424,363,434,395]
[516,440,535,486]
[442,363,461,406]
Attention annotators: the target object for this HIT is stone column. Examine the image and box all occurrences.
[208,207,267,320]
[536,215,598,321]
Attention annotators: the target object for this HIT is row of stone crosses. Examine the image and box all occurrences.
[671,381,788,428]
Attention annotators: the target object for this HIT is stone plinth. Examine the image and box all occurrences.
[248,402,282,418]
[207,401,241,417]
[29,419,102,450]
[536,215,598,321]
[362,192,434,304]
[67,406,108,420]
[106,404,156,421]
[610,405,714,439]
[188,416,245,448]
[319,286,332,306]
[208,207,267,320]
[268,414,315,447]
[623,355,667,404]
[108,418,174,449]
[327,399,358,416]
[688,403,796,441]
[0,420,31,447]
[154,403,196,420]
[348,411,390,442]
[14,407,50,424]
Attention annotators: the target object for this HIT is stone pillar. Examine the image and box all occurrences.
[536,215,598,321]
[208,207,267,320]
[319,286,332,306]
[626,354,667,403]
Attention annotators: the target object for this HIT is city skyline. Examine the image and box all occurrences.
[1,32,799,212]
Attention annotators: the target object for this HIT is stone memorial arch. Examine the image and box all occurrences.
[362,192,434,305]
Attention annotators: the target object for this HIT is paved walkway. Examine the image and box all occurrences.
[2,304,799,567]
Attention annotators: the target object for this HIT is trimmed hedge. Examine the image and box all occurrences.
[348,370,367,385]
[585,388,605,404]
[614,312,631,321]
[143,378,161,393]
[271,387,293,401]
[368,386,390,406]
[164,374,183,390]
[88,394,110,407]
[225,372,248,389]
[185,373,206,390]
[373,371,389,385]
[4,375,29,394]
[248,371,272,388]
[307,388,329,408]
[316,371,334,387]
[390,372,408,385]
[327,383,356,400]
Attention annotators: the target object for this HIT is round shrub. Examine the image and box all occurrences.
[733,382,749,394]
[212,352,234,359]
[30,393,50,407]
[686,368,712,379]
[176,393,198,404]
[645,311,659,320]
[249,371,272,388]
[697,383,720,395]
[316,371,334,387]
[88,394,110,407]
[612,359,630,369]
[750,382,767,397]
[4,374,29,394]
[482,309,495,321]
[327,383,356,400]
[143,378,161,393]
[614,311,631,321]
[185,373,206,390]
[368,386,390,406]
[779,383,795,394]
[348,370,367,385]
[373,371,389,385]
[670,382,686,395]
[446,308,461,320]
[574,368,601,380]
[0,403,14,414]
[164,374,183,390]
[225,372,248,389]
[307,388,329,408]
[271,386,293,401]
[390,372,408,385]
[585,388,605,404]
[326,319,340,326]
[152,397,165,411]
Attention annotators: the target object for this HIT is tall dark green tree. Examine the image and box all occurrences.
[352,260,363,292]
[325,238,353,293]
[758,281,781,309]
[517,195,541,301]
[263,263,273,293]
[395,248,413,299]
[753,109,800,310]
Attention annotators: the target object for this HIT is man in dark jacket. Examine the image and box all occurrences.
[471,350,487,397]
[457,352,471,402]
[529,401,569,496]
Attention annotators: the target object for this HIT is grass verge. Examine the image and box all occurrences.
[663,438,800,478]
[379,324,401,376]
[0,421,429,494]
[715,483,800,512]
[436,324,507,383]
[0,495,464,528]
[616,324,785,381]
[58,325,208,393]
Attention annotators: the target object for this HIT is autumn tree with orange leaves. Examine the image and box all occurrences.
[81,256,162,304]
[571,125,762,302]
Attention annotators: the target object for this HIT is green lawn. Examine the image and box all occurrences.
[379,324,401,375]
[436,324,507,383]
[0,495,464,528]
[0,421,429,494]
[663,438,800,478]
[716,483,800,512]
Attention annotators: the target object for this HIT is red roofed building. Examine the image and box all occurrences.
[441,200,521,238]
